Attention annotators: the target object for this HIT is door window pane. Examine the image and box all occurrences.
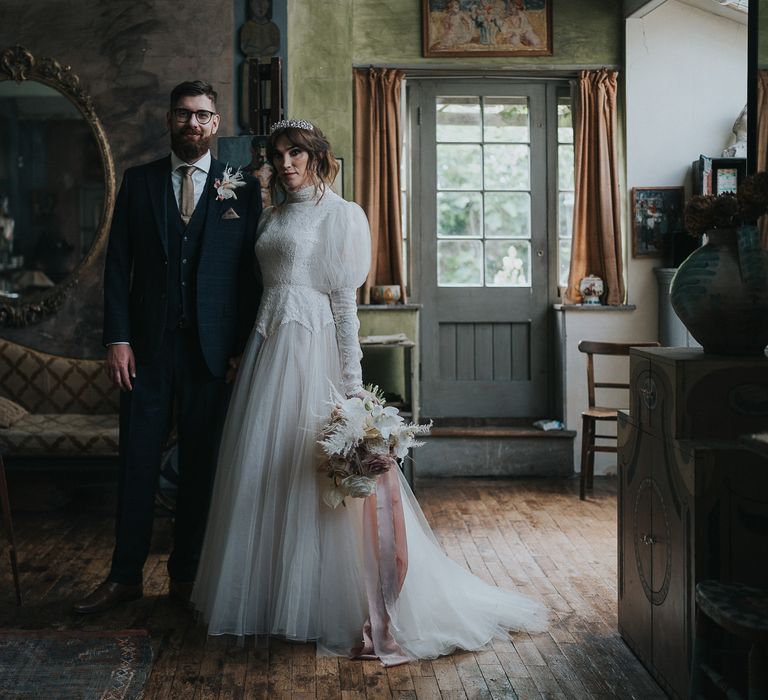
[558,145,574,190]
[437,144,482,190]
[485,240,531,287]
[558,191,574,238]
[437,192,482,237]
[558,102,574,144]
[484,192,530,238]
[484,144,530,190]
[484,97,529,142]
[436,97,482,142]
[557,92,575,291]
[559,238,572,287]
[438,239,483,286]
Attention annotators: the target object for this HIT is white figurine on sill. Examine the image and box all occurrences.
[722,104,748,158]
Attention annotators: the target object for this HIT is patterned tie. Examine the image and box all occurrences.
[180,165,195,225]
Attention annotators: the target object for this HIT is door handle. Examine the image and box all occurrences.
[640,533,657,545]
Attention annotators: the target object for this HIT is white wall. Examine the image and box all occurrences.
[625,0,746,350]
[626,0,746,190]
[562,1,746,477]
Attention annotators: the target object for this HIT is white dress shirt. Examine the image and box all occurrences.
[170,149,211,212]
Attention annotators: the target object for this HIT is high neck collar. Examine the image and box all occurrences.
[285,184,322,203]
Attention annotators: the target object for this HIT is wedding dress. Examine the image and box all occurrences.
[191,185,547,663]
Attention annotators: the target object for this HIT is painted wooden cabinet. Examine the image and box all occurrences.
[618,347,768,699]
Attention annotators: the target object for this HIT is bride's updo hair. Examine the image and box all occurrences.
[266,122,340,203]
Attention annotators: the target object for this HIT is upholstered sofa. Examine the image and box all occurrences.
[0,339,119,457]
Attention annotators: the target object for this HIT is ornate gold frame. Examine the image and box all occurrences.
[0,45,116,326]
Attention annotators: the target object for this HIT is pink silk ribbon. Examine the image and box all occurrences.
[351,467,410,666]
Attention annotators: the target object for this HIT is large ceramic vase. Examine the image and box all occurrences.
[669,225,768,356]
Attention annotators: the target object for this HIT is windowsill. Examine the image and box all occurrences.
[552,303,637,312]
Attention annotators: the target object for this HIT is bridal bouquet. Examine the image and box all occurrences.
[318,386,431,509]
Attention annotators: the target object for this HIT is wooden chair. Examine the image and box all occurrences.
[578,340,660,500]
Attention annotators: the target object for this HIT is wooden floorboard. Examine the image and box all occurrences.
[0,471,666,699]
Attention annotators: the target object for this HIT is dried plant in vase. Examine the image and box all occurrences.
[670,173,768,356]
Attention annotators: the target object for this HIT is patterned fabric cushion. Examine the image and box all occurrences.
[0,339,119,414]
[0,396,28,428]
[0,413,119,455]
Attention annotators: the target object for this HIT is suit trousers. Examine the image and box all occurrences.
[108,326,230,585]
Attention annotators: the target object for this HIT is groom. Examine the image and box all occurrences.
[74,80,262,613]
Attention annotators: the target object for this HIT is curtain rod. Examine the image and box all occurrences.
[353,64,620,80]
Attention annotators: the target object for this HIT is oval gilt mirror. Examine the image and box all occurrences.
[0,45,115,325]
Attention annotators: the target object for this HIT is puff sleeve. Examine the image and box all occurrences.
[319,202,372,396]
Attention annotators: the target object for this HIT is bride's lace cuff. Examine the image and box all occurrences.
[330,287,364,396]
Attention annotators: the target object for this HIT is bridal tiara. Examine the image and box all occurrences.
[269,119,314,133]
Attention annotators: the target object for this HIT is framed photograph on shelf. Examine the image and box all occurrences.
[692,155,746,195]
[713,159,746,195]
[631,187,684,258]
[422,0,552,58]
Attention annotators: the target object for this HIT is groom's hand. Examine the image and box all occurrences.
[106,344,136,391]
[225,354,242,384]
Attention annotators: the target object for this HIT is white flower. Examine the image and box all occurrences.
[214,165,246,201]
[322,485,347,509]
[341,474,377,499]
[369,404,403,440]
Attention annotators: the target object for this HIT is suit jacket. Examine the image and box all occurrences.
[102,155,262,377]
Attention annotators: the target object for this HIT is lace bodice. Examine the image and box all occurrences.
[254,186,371,394]
[255,187,367,335]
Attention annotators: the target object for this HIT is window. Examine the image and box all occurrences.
[401,102,410,294]
[435,96,533,287]
[556,92,574,288]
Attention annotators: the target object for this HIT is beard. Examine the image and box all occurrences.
[171,127,211,161]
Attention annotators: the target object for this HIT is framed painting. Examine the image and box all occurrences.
[422,0,552,58]
[631,187,685,258]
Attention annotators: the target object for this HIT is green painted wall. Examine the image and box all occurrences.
[289,0,622,196]
[353,0,621,66]
[287,0,354,193]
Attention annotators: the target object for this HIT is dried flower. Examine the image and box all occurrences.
[213,165,246,201]
[737,171,768,223]
[684,172,768,237]
[361,452,398,475]
[318,385,431,508]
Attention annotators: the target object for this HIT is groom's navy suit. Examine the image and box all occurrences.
[103,154,261,585]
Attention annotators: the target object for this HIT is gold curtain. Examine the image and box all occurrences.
[757,70,768,249]
[353,67,407,304]
[565,69,626,305]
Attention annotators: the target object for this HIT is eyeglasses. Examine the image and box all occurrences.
[172,108,217,125]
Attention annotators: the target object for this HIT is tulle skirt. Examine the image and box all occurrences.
[191,320,547,659]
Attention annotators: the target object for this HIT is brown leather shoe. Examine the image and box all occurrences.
[168,579,194,608]
[73,581,142,614]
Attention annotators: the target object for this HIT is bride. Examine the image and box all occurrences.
[191,119,547,665]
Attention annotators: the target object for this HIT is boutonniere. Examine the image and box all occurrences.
[213,165,246,201]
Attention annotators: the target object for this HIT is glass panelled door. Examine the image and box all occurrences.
[412,81,551,418]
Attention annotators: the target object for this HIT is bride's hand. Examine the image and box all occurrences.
[225,354,242,384]
[350,389,380,404]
